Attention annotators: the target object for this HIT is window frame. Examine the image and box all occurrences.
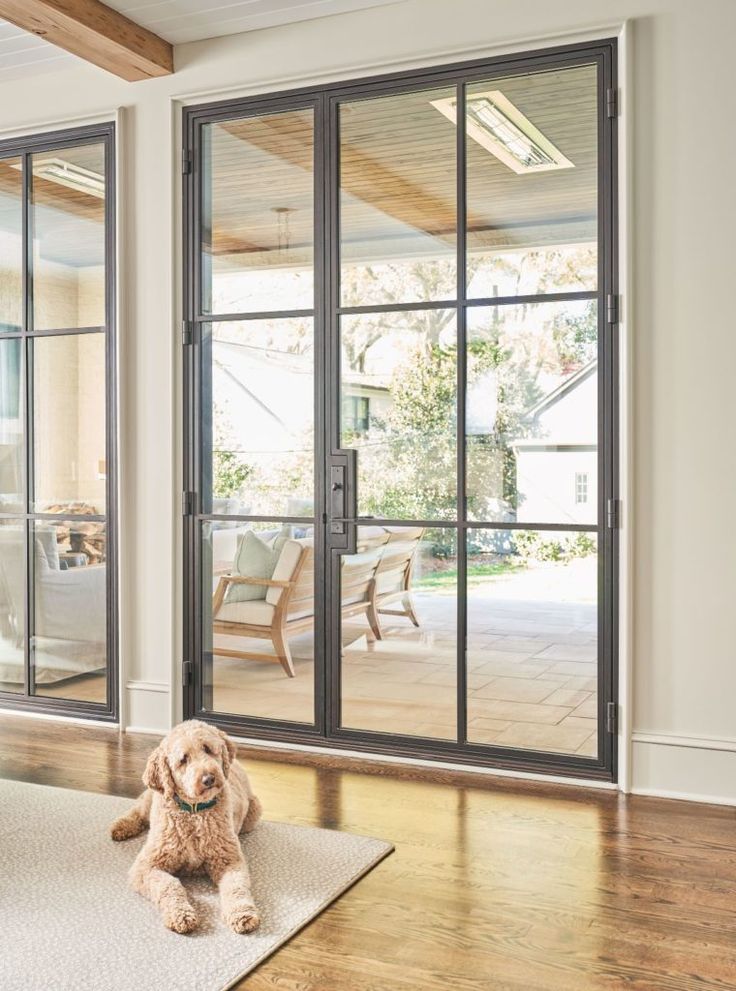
[0,121,118,722]
[182,38,618,781]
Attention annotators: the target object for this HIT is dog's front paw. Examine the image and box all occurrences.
[163,903,198,934]
[225,905,260,934]
[110,813,146,841]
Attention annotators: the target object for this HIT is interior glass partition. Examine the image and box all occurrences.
[183,41,617,780]
[0,124,116,719]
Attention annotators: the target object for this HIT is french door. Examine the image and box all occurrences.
[183,40,618,779]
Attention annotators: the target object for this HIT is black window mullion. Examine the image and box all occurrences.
[456,80,468,747]
[22,152,33,698]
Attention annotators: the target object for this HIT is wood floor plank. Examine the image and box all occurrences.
[0,713,734,990]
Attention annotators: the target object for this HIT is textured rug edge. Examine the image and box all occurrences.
[220,839,394,991]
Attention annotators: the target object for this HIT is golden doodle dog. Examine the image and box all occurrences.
[110,719,263,934]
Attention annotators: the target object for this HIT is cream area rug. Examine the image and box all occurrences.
[0,779,392,991]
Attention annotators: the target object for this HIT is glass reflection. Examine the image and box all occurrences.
[466,301,597,525]
[0,156,22,333]
[203,320,314,517]
[340,87,457,306]
[466,65,598,297]
[340,310,457,520]
[341,526,456,740]
[203,520,315,723]
[33,333,106,514]
[32,143,106,330]
[0,520,24,693]
[466,528,598,756]
[202,110,314,314]
[0,338,22,511]
[33,519,107,703]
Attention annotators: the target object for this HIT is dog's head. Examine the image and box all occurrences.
[142,720,236,803]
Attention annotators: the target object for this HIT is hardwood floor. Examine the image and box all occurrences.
[1,713,735,990]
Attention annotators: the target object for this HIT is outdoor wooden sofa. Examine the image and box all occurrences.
[211,526,424,678]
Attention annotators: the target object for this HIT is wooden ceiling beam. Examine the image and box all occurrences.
[0,0,173,81]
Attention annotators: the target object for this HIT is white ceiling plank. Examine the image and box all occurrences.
[0,0,400,78]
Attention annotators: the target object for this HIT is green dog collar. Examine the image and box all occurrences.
[174,795,218,814]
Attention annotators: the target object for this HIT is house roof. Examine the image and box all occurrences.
[526,358,597,419]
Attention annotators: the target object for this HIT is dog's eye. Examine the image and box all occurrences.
[203,745,212,756]
[179,754,188,766]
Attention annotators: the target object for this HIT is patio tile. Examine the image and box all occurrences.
[469,658,554,679]
[466,718,513,744]
[473,677,563,704]
[560,676,599,692]
[491,720,594,752]
[467,699,572,725]
[571,697,598,719]
[577,733,598,756]
[560,715,598,734]
[542,688,592,708]
[535,643,597,662]
[547,660,598,677]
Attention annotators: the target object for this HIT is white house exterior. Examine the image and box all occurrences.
[512,360,597,526]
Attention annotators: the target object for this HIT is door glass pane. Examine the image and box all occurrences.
[339,87,457,306]
[31,143,106,330]
[340,310,457,520]
[465,65,598,298]
[0,520,24,693]
[466,301,597,524]
[202,320,314,518]
[203,519,315,723]
[0,338,23,511]
[466,528,598,756]
[0,156,22,333]
[202,109,314,315]
[340,525,456,740]
[32,519,107,703]
[32,333,106,514]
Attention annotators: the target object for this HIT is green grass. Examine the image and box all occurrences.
[416,560,523,589]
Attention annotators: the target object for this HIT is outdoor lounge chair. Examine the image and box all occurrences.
[211,535,389,678]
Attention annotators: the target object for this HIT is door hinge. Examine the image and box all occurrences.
[182,320,193,346]
[182,661,193,687]
[606,87,618,118]
[606,293,619,325]
[182,152,192,175]
[181,490,196,516]
[607,498,621,529]
[606,701,618,734]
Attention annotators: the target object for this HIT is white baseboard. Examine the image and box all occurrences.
[631,732,736,807]
[124,681,170,734]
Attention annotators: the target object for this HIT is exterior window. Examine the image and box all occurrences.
[342,395,370,435]
[575,472,589,504]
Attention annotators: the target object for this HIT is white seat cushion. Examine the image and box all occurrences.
[214,599,275,626]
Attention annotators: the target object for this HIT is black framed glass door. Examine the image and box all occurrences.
[183,39,618,780]
[0,122,117,720]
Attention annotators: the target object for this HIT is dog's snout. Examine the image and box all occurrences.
[202,773,216,788]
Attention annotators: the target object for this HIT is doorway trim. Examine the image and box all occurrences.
[182,37,619,782]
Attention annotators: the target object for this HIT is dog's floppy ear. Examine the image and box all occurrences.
[143,744,175,798]
[215,727,237,777]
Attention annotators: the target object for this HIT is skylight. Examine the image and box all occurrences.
[431,91,574,174]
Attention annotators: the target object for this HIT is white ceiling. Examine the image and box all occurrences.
[0,0,398,80]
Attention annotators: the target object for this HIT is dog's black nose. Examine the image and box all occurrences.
[202,774,215,788]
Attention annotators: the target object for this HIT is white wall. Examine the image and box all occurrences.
[1,0,735,803]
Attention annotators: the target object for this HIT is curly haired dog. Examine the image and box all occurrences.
[110,719,263,935]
